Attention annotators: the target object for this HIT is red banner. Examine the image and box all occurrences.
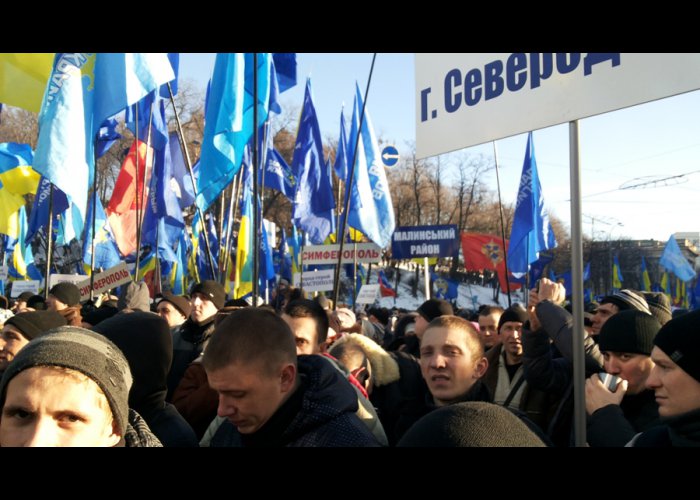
[461,232,520,292]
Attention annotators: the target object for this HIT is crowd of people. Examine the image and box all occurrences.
[0,276,698,447]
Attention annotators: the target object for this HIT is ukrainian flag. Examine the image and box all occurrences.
[612,255,623,290]
[234,184,253,299]
[641,256,651,292]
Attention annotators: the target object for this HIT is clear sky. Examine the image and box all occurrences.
[179,53,700,243]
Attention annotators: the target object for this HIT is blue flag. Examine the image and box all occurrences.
[345,83,395,248]
[125,91,168,151]
[141,104,184,263]
[431,272,458,300]
[291,79,336,244]
[95,118,122,158]
[34,53,175,222]
[197,53,272,212]
[159,53,179,98]
[278,227,293,282]
[169,133,196,209]
[659,234,695,282]
[272,54,297,93]
[82,191,122,272]
[263,145,296,201]
[25,176,69,245]
[507,132,557,276]
[333,108,349,181]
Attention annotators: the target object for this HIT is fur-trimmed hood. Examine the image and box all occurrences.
[333,333,400,387]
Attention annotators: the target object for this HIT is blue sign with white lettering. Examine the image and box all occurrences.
[381,145,399,167]
[391,225,460,259]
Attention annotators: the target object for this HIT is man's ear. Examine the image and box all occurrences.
[473,356,489,379]
[318,341,328,353]
[107,420,123,447]
[280,363,297,393]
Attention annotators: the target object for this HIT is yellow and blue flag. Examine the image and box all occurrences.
[612,255,624,290]
[641,255,651,292]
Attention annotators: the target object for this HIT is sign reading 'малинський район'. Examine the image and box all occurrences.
[391,225,459,259]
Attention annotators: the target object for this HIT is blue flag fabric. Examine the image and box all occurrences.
[272,54,297,93]
[345,83,395,248]
[431,272,458,300]
[278,227,293,282]
[510,252,554,287]
[34,53,175,223]
[168,133,196,209]
[159,53,179,98]
[141,103,184,263]
[264,148,297,201]
[196,53,272,212]
[507,132,557,276]
[95,118,122,158]
[125,91,168,151]
[333,108,349,181]
[660,235,696,282]
[25,177,69,245]
[291,79,336,244]
[82,191,122,272]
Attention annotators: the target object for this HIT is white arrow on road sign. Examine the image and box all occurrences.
[381,145,399,167]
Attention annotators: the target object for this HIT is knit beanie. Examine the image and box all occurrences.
[190,280,226,310]
[49,282,81,307]
[16,291,34,303]
[653,309,700,383]
[0,327,133,436]
[600,289,650,315]
[597,309,660,356]
[26,295,46,311]
[159,293,192,319]
[416,299,453,322]
[641,292,672,326]
[498,304,529,332]
[397,401,546,447]
[4,311,68,341]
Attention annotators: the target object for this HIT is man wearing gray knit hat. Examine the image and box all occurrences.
[591,289,651,336]
[0,327,133,447]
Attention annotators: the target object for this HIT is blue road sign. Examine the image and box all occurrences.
[381,145,399,167]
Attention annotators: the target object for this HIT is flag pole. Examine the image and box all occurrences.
[353,242,358,306]
[135,100,155,280]
[166,82,217,282]
[252,53,260,306]
[43,184,54,299]
[569,120,586,447]
[89,149,98,302]
[492,140,512,307]
[220,175,238,285]
[332,53,377,310]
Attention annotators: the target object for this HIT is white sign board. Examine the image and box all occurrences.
[416,53,700,158]
[294,269,335,292]
[356,284,380,304]
[49,274,85,290]
[76,262,132,301]
[0,265,8,282]
[302,243,382,265]
[10,280,40,298]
